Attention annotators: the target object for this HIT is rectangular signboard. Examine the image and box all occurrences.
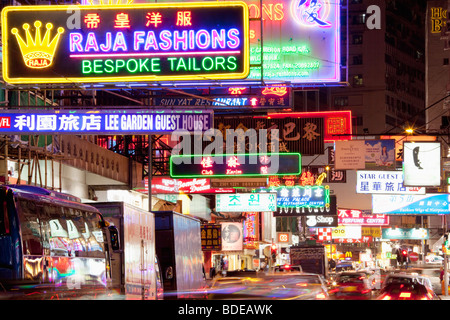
[332,225,361,239]
[274,194,336,216]
[372,194,450,214]
[381,228,429,240]
[143,177,234,194]
[216,193,277,212]
[1,2,249,84]
[221,222,243,251]
[403,141,441,187]
[356,170,425,194]
[337,209,389,226]
[266,111,352,142]
[201,224,222,251]
[246,0,341,84]
[306,215,338,228]
[0,109,212,135]
[170,153,301,178]
[264,185,330,208]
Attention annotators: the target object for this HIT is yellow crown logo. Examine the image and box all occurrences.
[11,21,64,69]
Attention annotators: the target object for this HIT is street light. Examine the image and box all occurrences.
[405,127,414,135]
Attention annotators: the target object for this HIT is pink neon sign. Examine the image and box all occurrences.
[338,209,389,226]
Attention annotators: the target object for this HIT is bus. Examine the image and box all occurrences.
[0,184,111,299]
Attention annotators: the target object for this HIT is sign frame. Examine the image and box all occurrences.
[2,2,250,84]
[0,109,213,135]
[170,152,301,178]
[215,193,277,212]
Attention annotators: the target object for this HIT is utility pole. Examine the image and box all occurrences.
[445,215,448,296]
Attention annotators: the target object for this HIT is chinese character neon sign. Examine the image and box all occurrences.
[2,2,249,84]
[170,153,301,178]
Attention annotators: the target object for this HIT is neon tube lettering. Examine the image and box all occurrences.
[100,32,112,51]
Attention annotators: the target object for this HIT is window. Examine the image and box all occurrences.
[352,34,363,45]
[19,200,43,255]
[444,58,449,66]
[353,55,363,65]
[352,14,366,25]
[36,203,105,257]
[0,195,10,236]
[334,96,348,106]
[352,74,363,86]
[352,116,363,126]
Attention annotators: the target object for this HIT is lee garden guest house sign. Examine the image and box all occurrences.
[1,2,250,84]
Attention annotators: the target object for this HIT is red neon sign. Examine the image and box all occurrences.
[266,111,352,142]
[338,209,389,226]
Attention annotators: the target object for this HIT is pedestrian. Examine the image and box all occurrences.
[210,266,216,279]
[440,266,444,282]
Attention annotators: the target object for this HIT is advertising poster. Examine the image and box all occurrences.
[334,140,366,170]
[364,139,395,169]
[221,222,243,251]
[381,228,429,240]
[372,194,450,214]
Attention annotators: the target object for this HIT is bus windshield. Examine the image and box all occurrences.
[19,199,105,258]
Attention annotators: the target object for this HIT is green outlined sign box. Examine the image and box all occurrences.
[169,153,301,178]
[1,2,250,84]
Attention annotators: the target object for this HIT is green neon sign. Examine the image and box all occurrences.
[169,152,301,178]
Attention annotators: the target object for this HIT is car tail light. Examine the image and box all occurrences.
[328,288,339,293]
[381,294,391,300]
[420,292,433,300]
[361,289,371,294]
[316,292,327,299]
[399,292,411,299]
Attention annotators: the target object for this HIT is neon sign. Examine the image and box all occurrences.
[0,109,213,135]
[260,185,330,208]
[246,0,340,83]
[216,194,277,212]
[337,209,389,226]
[1,2,249,84]
[170,153,301,178]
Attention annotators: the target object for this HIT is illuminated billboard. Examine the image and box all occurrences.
[246,0,341,83]
[1,2,249,84]
[0,109,213,134]
[372,194,450,215]
[216,193,277,212]
[170,153,301,178]
[403,141,441,187]
[141,0,341,84]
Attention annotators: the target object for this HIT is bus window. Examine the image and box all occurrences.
[0,198,9,235]
[19,199,43,255]
[82,211,105,253]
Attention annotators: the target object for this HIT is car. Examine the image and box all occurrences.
[425,255,444,264]
[272,264,303,273]
[335,261,354,272]
[376,273,439,300]
[328,271,373,300]
[207,271,329,300]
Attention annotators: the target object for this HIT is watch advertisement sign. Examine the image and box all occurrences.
[403,141,441,187]
[221,222,243,251]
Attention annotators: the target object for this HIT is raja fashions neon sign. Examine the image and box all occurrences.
[1,2,249,84]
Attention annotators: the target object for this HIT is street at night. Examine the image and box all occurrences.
[1,0,450,315]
